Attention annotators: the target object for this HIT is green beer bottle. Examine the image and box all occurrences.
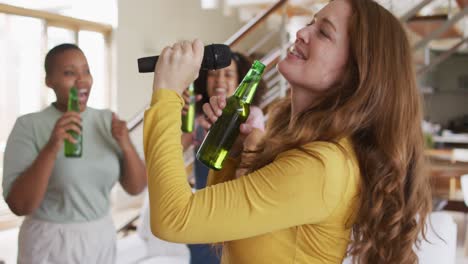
[64,87,82,157]
[196,60,265,170]
[181,83,195,133]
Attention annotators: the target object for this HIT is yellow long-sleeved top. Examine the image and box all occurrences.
[144,89,361,264]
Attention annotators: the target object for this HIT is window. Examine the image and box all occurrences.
[79,30,108,109]
[46,26,76,104]
[0,14,43,152]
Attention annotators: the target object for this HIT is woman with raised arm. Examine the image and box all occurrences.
[144,1,431,263]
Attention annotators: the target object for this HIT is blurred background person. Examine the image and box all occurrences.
[2,43,147,264]
[181,51,266,264]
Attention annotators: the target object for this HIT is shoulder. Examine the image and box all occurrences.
[14,108,52,130]
[250,106,264,118]
[280,138,351,156]
[5,110,51,147]
[83,108,115,135]
[248,106,265,130]
[86,107,113,124]
[250,105,263,113]
[19,106,53,120]
[306,138,353,158]
[86,107,112,117]
[276,138,357,173]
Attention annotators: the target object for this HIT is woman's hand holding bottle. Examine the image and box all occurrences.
[199,95,263,158]
[46,112,82,154]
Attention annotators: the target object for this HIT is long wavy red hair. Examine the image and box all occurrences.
[244,0,432,263]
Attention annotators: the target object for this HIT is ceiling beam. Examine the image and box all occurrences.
[0,3,112,34]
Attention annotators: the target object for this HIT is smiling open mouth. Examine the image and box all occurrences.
[78,89,88,104]
[215,88,227,95]
[291,46,306,60]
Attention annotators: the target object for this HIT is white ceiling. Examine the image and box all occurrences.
[0,0,118,26]
[1,0,74,12]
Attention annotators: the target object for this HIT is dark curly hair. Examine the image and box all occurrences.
[193,51,267,114]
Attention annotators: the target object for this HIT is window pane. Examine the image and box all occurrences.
[79,30,108,109]
[47,26,76,49]
[0,14,43,147]
[0,14,43,183]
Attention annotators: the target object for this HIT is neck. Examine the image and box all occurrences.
[53,102,67,112]
[290,86,318,118]
[53,102,86,112]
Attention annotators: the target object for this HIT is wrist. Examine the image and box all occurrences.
[44,141,60,155]
[119,141,134,152]
[229,145,242,158]
[42,142,60,160]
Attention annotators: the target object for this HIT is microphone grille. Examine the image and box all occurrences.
[202,44,232,70]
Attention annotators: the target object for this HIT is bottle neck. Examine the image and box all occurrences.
[188,83,194,92]
[233,69,262,104]
[68,87,80,112]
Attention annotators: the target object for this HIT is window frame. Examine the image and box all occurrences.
[0,2,115,109]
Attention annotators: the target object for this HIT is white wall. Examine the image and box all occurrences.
[116,0,244,119]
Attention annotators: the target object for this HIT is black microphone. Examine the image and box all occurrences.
[137,44,232,73]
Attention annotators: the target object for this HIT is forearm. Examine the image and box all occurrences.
[119,143,147,195]
[181,133,193,151]
[6,144,57,216]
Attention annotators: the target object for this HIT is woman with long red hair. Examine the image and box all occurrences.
[143,0,432,263]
